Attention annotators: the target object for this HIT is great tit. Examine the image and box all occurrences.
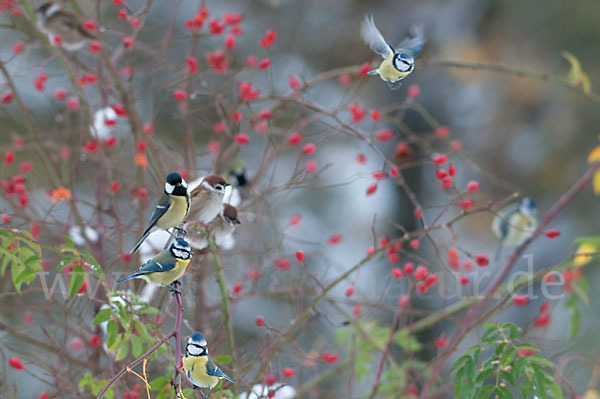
[130,172,190,254]
[117,239,192,292]
[360,15,424,90]
[227,159,248,188]
[35,2,97,51]
[187,175,229,225]
[183,332,236,398]
[187,204,241,250]
[492,197,538,259]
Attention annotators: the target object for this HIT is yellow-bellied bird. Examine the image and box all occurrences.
[130,172,190,254]
[492,197,538,259]
[360,15,424,90]
[183,332,236,398]
[117,239,192,293]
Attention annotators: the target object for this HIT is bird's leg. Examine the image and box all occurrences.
[206,387,212,399]
[387,80,403,90]
[173,226,187,239]
[167,281,182,295]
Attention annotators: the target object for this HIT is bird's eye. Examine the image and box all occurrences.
[215,184,224,191]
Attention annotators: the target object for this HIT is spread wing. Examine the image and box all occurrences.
[132,250,177,276]
[360,15,394,59]
[206,357,236,383]
[397,23,425,56]
[145,193,172,232]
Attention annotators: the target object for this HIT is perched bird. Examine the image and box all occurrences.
[117,239,193,293]
[183,332,236,398]
[492,197,538,259]
[187,175,229,225]
[187,204,241,250]
[130,172,190,254]
[227,159,248,188]
[35,2,97,51]
[360,15,424,90]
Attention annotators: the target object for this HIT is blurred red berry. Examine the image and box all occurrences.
[282,367,295,378]
[289,214,301,226]
[234,133,249,145]
[255,316,265,326]
[345,285,354,297]
[545,229,560,239]
[12,42,23,54]
[66,96,80,110]
[186,56,198,74]
[414,266,428,281]
[328,234,342,245]
[467,181,479,192]
[225,34,236,50]
[81,20,97,30]
[173,90,187,101]
[389,165,399,177]
[407,84,420,98]
[2,92,14,104]
[359,63,371,76]
[409,239,419,249]
[5,152,14,164]
[260,29,277,48]
[257,58,271,70]
[434,335,448,348]
[475,254,489,267]
[398,294,410,308]
[321,351,339,363]
[111,181,120,193]
[9,357,24,370]
[404,262,414,275]
[435,126,451,138]
[432,153,448,165]
[40,393,49,399]
[512,294,529,307]
[425,273,438,287]
[459,276,469,285]
[275,258,290,270]
[288,132,302,146]
[448,164,456,176]
[366,183,378,196]
[23,312,33,324]
[450,139,463,152]
[339,74,351,85]
[34,72,48,91]
[209,18,225,35]
[295,250,305,262]
[233,283,242,295]
[349,104,365,123]
[534,313,551,328]
[288,75,300,90]
[305,159,318,173]
[301,143,316,156]
[376,129,393,142]
[391,268,403,279]
[353,304,362,317]
[2,214,10,224]
[370,109,380,121]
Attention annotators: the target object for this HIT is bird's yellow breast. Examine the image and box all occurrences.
[183,355,219,388]
[156,195,190,230]
[503,213,536,246]
[141,258,190,286]
[378,54,411,82]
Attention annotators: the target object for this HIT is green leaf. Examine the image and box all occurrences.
[499,370,515,386]
[496,385,513,399]
[475,368,495,384]
[572,279,589,305]
[215,355,233,363]
[503,347,516,366]
[134,320,152,341]
[547,380,563,399]
[138,305,160,315]
[454,367,465,398]
[393,329,422,353]
[107,319,118,336]
[14,269,36,285]
[450,354,472,374]
[93,308,112,325]
[528,355,554,369]
[520,377,534,398]
[68,266,86,298]
[533,366,547,399]
[476,385,495,399]
[131,334,143,358]
[150,375,171,391]
[569,306,580,339]
[115,341,129,361]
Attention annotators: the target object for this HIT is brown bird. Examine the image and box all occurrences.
[35,2,96,51]
[187,203,241,250]
[186,175,230,226]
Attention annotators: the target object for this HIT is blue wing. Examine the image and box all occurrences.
[397,24,425,56]
[116,251,176,282]
[146,193,172,231]
[206,359,236,383]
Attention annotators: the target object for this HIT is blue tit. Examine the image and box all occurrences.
[360,15,424,90]
[117,239,192,292]
[227,159,248,188]
[130,172,190,254]
[183,332,236,398]
[492,197,538,259]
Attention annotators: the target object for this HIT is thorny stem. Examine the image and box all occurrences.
[97,282,193,398]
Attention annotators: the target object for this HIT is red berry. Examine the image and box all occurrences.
[12,42,23,54]
[225,34,236,50]
[353,304,362,317]
[302,143,316,155]
[82,20,98,30]
[1,214,11,224]
[255,316,265,326]
[448,164,456,177]
[359,63,371,76]
[123,37,134,47]
[5,152,15,164]
[289,214,302,226]
[414,208,422,218]
[90,334,101,347]
[265,375,277,385]
[305,159,318,173]
[416,283,428,294]
[434,335,448,348]
[257,58,271,70]
[282,367,295,378]
[366,246,375,255]
[345,286,354,297]
[409,239,419,249]
[1,92,13,104]
[435,126,451,138]
[404,262,414,275]
[475,254,489,267]
[288,75,300,90]
[391,268,403,279]
[23,312,33,323]
[425,274,438,287]
[459,276,469,285]
[321,351,339,363]
[450,140,463,152]
[376,129,393,142]
[370,110,380,121]
[512,294,529,307]
[432,153,448,165]
[414,266,428,281]
[186,56,199,74]
[295,250,305,262]
[233,283,242,295]
[366,183,378,196]
[260,29,277,48]
[539,302,550,313]
[275,258,290,270]
[398,294,410,307]
[40,393,49,399]
[387,253,400,263]
[173,90,187,101]
[467,181,479,193]
[288,132,302,146]
[534,313,551,328]
[234,133,249,145]
[389,165,399,177]
[545,229,560,239]
[327,234,342,245]
[357,153,366,164]
[407,84,420,98]
[372,170,387,180]
[9,357,24,370]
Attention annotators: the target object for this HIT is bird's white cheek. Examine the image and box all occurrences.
[165,182,175,194]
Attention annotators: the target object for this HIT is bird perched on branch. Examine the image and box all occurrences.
[183,332,236,398]
[130,172,190,254]
[187,175,230,225]
[360,15,424,90]
[492,197,538,259]
[117,239,192,293]
[35,2,97,51]
[187,204,241,250]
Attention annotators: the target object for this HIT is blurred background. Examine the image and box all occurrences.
[1,0,600,397]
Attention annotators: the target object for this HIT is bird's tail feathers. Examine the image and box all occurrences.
[494,242,503,261]
[116,274,138,283]
[367,69,379,76]
[223,375,236,384]
[130,229,152,254]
